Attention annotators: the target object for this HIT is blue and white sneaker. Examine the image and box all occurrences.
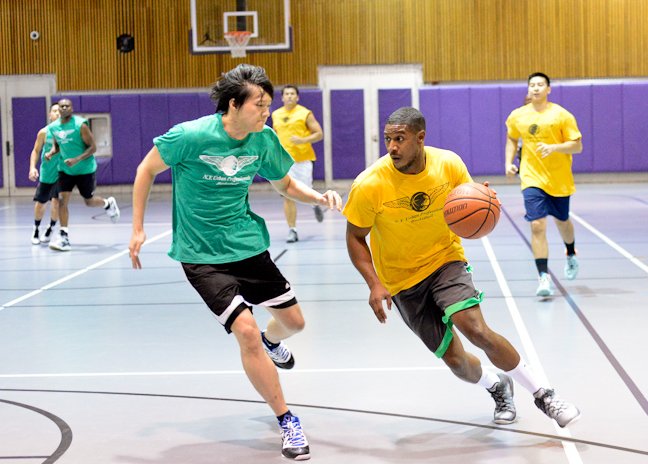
[564,255,579,280]
[262,331,295,369]
[279,415,310,460]
[536,272,554,297]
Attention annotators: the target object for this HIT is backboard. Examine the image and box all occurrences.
[190,0,292,54]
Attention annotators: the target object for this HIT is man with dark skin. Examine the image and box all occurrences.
[344,106,581,429]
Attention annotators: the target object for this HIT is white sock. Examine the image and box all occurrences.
[477,368,500,389]
[103,198,110,208]
[505,359,544,395]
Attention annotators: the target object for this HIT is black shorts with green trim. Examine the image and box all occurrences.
[392,261,483,359]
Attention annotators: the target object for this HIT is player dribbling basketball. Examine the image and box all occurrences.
[343,106,581,428]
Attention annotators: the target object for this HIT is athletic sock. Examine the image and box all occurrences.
[505,359,543,394]
[277,410,293,423]
[478,368,501,389]
[535,258,548,275]
[34,219,42,227]
[565,241,576,256]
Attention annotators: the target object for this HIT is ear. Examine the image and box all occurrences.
[228,98,238,111]
[418,129,426,143]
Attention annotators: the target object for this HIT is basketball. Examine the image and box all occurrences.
[443,182,501,239]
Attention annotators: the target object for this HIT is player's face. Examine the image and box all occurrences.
[49,104,60,122]
[528,77,551,102]
[282,88,299,108]
[58,100,73,119]
[384,124,426,174]
[235,86,272,133]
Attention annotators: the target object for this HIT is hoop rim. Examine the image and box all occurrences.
[224,30,252,37]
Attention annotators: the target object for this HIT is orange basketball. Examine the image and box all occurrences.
[443,182,501,239]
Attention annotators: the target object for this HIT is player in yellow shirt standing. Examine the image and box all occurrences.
[272,86,324,243]
[505,72,583,297]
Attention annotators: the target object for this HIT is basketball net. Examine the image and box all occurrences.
[224,31,252,58]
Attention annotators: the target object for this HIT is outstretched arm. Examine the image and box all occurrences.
[270,174,342,211]
[129,146,170,269]
[346,221,392,323]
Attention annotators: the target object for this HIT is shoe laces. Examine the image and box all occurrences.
[539,389,568,418]
[281,417,307,447]
[269,342,291,363]
[490,382,514,412]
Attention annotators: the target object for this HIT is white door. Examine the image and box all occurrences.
[318,64,423,184]
[0,75,56,196]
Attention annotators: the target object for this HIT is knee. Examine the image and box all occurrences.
[462,324,495,350]
[530,220,545,235]
[83,197,94,206]
[283,313,305,333]
[232,316,263,351]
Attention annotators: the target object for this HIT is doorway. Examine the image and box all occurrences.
[318,64,423,184]
[0,75,56,196]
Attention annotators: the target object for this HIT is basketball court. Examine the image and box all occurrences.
[1,180,647,463]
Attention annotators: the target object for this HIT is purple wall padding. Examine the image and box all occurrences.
[469,86,502,176]
[378,89,412,158]
[109,95,142,184]
[199,94,214,117]
[13,97,47,187]
[80,95,111,113]
[592,84,624,172]
[622,83,648,170]
[419,87,442,145]
[439,87,472,169]
[0,99,3,187]
[331,89,365,179]
[298,90,325,180]
[561,85,592,173]
[167,94,201,127]
[140,94,172,183]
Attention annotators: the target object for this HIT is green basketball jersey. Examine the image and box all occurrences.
[47,115,97,175]
[39,130,59,184]
[154,113,294,264]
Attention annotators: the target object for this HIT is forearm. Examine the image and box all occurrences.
[347,235,382,289]
[276,176,323,205]
[553,140,582,154]
[132,167,156,232]
[505,138,518,165]
[75,145,97,162]
[29,150,39,170]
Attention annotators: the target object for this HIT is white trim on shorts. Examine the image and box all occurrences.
[258,288,297,307]
[288,161,313,188]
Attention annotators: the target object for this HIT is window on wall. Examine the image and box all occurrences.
[79,113,112,159]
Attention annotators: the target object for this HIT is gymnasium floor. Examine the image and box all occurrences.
[1,181,647,464]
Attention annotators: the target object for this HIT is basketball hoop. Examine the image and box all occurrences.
[224,31,252,58]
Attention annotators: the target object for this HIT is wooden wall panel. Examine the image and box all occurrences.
[2,0,648,91]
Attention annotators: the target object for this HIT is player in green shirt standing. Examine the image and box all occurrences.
[45,98,120,251]
[128,64,342,461]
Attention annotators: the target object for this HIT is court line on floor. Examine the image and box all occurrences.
[501,207,648,415]
[482,236,582,464]
[570,211,648,273]
[0,230,172,312]
[0,366,455,379]
[2,388,646,458]
[0,398,72,463]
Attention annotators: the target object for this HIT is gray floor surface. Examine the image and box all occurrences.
[1,182,647,463]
